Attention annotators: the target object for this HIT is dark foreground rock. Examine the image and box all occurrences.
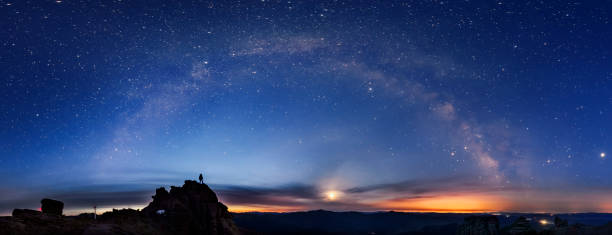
[0,209,89,235]
[0,180,241,235]
[41,198,64,215]
[141,180,240,235]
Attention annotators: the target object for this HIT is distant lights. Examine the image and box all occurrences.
[601,152,606,158]
[539,219,550,225]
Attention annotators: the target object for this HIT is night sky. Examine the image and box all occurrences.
[1,0,611,215]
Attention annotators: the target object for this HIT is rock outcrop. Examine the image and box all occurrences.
[457,215,500,235]
[0,179,241,235]
[142,180,240,235]
[40,198,63,215]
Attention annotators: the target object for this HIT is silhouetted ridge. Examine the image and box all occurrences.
[142,180,238,235]
[0,179,241,235]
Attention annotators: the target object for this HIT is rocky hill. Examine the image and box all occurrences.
[0,180,241,235]
[141,180,240,235]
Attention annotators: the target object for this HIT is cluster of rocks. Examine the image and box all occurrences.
[141,180,241,235]
[0,180,241,235]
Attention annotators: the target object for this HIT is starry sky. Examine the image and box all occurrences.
[1,0,611,215]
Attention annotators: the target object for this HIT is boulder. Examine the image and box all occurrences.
[12,209,42,218]
[41,198,64,215]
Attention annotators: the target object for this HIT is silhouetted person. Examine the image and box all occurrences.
[199,173,204,184]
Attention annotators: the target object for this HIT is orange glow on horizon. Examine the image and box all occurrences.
[223,191,612,214]
[227,204,305,213]
[373,194,509,213]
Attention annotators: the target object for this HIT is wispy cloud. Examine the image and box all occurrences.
[216,184,318,207]
[215,183,378,212]
[344,176,528,201]
[48,190,152,208]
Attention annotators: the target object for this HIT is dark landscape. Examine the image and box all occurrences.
[2,179,612,235]
[233,211,612,234]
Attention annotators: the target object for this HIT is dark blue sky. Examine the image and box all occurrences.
[1,0,611,215]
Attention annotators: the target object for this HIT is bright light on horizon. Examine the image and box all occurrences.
[322,189,343,201]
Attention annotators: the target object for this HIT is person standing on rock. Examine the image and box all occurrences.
[199,173,204,184]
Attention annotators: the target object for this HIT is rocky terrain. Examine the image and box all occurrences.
[0,180,240,235]
[141,180,240,235]
[2,181,612,234]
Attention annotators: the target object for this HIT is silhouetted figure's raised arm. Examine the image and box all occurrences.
[199,173,203,184]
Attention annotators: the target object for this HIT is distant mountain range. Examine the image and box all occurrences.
[233,210,612,235]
